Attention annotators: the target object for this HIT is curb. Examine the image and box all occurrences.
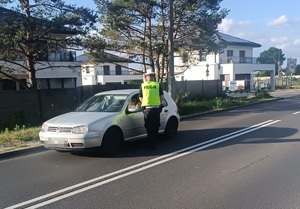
[0,97,284,159]
[0,145,46,160]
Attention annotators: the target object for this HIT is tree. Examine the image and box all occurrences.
[257,47,286,75]
[0,1,97,89]
[86,0,228,82]
[295,64,300,75]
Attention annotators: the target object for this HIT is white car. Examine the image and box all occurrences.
[39,89,180,154]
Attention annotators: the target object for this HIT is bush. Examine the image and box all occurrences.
[0,126,40,146]
[254,89,272,98]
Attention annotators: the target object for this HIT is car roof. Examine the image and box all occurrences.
[94,89,169,97]
[94,89,139,96]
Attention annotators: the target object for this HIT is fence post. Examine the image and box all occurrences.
[38,90,43,120]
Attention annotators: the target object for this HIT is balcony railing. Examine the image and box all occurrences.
[220,56,265,64]
[14,51,77,62]
[46,51,77,62]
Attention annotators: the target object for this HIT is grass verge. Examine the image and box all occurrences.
[178,96,272,116]
[0,126,40,153]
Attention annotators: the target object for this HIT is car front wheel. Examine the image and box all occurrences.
[101,127,124,156]
[164,117,178,138]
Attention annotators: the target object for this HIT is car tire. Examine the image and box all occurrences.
[101,127,124,156]
[164,117,178,138]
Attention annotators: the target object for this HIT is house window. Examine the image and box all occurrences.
[63,78,76,88]
[182,52,188,63]
[86,66,91,74]
[103,65,110,75]
[199,50,206,62]
[115,65,122,75]
[37,78,76,89]
[239,51,246,63]
[60,51,68,61]
[227,50,233,63]
[49,79,63,89]
[37,79,49,89]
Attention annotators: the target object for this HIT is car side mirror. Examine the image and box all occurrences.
[128,106,138,112]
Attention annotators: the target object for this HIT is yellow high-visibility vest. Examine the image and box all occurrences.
[141,81,161,106]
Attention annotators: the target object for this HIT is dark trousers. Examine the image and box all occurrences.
[143,108,161,147]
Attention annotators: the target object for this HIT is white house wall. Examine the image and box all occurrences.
[81,62,143,85]
[97,75,142,84]
[179,63,219,81]
[82,75,96,85]
[219,46,254,64]
[35,62,82,86]
[0,60,82,86]
[220,63,274,76]
[82,62,129,76]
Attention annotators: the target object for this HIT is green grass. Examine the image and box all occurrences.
[177,96,272,116]
[290,85,300,89]
[0,126,40,147]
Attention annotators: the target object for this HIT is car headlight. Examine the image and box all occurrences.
[72,125,88,134]
[41,124,48,132]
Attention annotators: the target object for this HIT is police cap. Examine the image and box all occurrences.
[145,72,155,76]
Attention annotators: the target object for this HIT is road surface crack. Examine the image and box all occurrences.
[231,155,269,174]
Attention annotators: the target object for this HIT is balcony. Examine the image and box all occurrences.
[220,56,264,64]
[43,51,77,62]
[14,51,77,62]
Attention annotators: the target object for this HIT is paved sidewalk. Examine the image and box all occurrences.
[226,89,300,99]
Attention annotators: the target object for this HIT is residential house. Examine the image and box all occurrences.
[174,32,275,90]
[0,7,82,90]
[80,52,144,85]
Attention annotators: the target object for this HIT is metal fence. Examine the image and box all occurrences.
[254,76,300,89]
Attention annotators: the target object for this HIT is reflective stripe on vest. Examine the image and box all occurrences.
[141,81,160,106]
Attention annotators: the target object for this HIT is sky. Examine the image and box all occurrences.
[67,0,300,67]
[219,0,300,67]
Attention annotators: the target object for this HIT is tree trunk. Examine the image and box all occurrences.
[27,55,37,89]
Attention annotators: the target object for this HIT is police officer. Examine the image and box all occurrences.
[139,71,164,149]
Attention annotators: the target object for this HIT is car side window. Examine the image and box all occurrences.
[161,98,168,107]
[127,93,142,113]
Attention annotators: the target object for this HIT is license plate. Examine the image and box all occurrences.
[47,138,62,144]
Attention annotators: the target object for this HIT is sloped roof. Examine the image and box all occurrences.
[215,32,261,48]
[79,51,134,63]
[0,6,76,35]
[97,52,133,63]
[0,7,24,22]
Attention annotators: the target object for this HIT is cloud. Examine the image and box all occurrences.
[267,15,288,26]
[239,21,251,26]
[269,37,290,49]
[293,39,300,46]
[218,18,234,33]
[270,36,288,43]
[218,19,252,33]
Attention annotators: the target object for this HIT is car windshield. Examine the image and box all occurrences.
[75,94,128,112]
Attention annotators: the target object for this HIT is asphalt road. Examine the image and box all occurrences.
[1,90,300,209]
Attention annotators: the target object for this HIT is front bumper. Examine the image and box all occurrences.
[39,131,103,151]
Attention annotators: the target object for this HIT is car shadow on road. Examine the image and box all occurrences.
[71,126,299,158]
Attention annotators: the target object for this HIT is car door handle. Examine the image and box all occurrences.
[164,109,168,113]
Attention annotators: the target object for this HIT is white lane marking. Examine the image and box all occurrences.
[293,111,300,115]
[5,120,274,209]
[6,120,280,209]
